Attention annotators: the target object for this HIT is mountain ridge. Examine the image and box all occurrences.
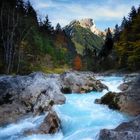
[64,19,105,55]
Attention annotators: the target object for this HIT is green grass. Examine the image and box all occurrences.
[32,65,70,74]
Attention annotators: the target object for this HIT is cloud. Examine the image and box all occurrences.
[30,0,140,29]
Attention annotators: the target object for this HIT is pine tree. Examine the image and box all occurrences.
[41,15,54,34]
[121,17,128,30]
[99,28,113,59]
[137,5,140,14]
[26,0,38,26]
[55,23,62,32]
[129,6,137,21]
[114,24,120,41]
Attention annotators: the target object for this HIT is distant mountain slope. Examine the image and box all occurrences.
[64,19,104,55]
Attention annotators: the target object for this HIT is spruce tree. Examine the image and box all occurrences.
[114,24,120,41]
[55,23,62,32]
[121,17,129,30]
[129,6,137,21]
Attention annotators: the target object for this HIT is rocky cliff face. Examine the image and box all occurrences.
[64,19,104,55]
[79,18,94,28]
[65,18,104,37]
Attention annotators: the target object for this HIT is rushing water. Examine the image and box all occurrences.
[0,76,132,140]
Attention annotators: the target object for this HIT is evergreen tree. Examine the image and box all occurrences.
[137,5,140,14]
[129,6,137,21]
[114,6,140,70]
[114,24,120,41]
[121,17,128,30]
[41,15,54,34]
[26,0,38,26]
[55,23,62,32]
[99,28,113,59]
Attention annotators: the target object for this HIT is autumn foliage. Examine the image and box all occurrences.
[73,55,82,70]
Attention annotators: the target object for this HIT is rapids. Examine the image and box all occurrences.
[0,76,132,140]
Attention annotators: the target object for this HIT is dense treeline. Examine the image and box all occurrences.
[97,6,140,72]
[114,6,140,71]
[0,0,76,74]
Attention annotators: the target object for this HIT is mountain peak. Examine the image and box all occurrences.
[65,18,104,37]
[79,18,95,28]
[68,18,95,29]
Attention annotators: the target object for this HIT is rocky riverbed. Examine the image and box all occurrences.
[0,71,107,136]
[0,71,140,140]
[96,74,140,140]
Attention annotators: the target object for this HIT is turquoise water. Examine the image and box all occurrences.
[0,76,131,140]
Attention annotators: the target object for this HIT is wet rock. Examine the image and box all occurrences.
[95,74,140,116]
[61,87,72,94]
[0,72,66,125]
[25,111,60,135]
[95,92,120,110]
[118,75,140,116]
[0,103,27,125]
[118,83,129,91]
[98,115,140,140]
[39,111,60,134]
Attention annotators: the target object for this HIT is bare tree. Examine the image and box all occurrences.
[0,3,31,73]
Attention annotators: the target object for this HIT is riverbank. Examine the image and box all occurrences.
[96,73,140,140]
[0,71,107,137]
[0,71,140,140]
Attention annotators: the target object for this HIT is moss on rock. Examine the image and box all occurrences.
[98,92,120,110]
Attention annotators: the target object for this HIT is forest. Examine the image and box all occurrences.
[0,0,76,74]
[0,0,140,74]
[88,5,140,72]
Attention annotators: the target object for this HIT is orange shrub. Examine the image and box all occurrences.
[73,55,82,70]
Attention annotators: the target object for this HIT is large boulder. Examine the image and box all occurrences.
[118,75,140,115]
[60,71,108,93]
[25,111,60,135]
[98,115,140,140]
[118,83,129,91]
[95,92,120,110]
[0,72,66,125]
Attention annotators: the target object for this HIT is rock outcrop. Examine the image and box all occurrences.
[65,18,104,37]
[0,72,66,126]
[65,18,115,38]
[98,115,140,140]
[95,75,140,116]
[60,71,108,93]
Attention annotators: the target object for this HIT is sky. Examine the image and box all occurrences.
[30,0,140,30]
